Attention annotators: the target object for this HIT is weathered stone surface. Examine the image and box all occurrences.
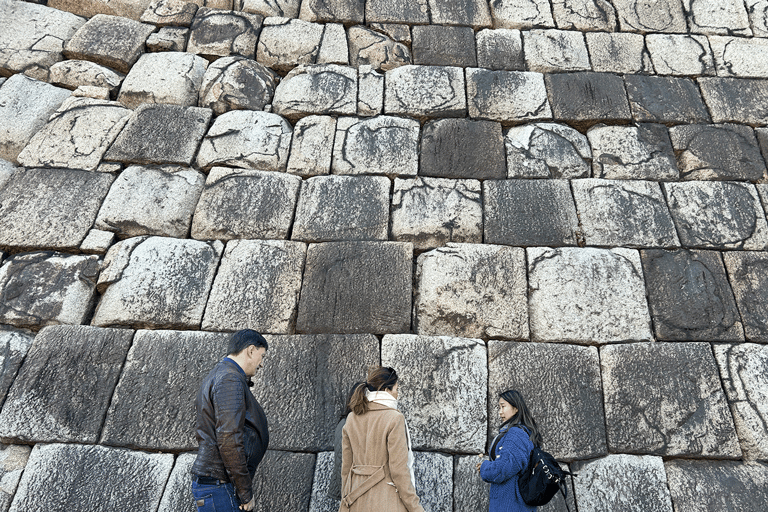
[17,97,130,171]
[299,0,364,24]
[489,0,555,29]
[0,444,31,512]
[760,184,768,216]
[625,74,711,124]
[95,165,205,238]
[759,129,768,167]
[602,342,741,457]
[572,179,679,248]
[239,0,300,18]
[466,68,551,121]
[391,177,483,249]
[664,181,768,250]
[93,236,223,329]
[0,1,85,81]
[357,65,383,116]
[296,241,412,334]
[415,245,527,339]
[420,118,506,179]
[476,28,524,70]
[484,180,579,247]
[429,0,492,27]
[252,334,378,450]
[0,159,15,190]
[146,26,188,51]
[292,175,390,242]
[369,24,412,44]
[157,453,196,512]
[191,167,300,240]
[724,252,768,342]
[141,0,199,26]
[0,75,71,164]
[552,0,616,31]
[198,56,276,114]
[332,116,420,177]
[666,460,768,512]
[317,23,348,65]
[101,330,227,450]
[669,123,767,181]
[685,0,752,36]
[273,64,357,120]
[80,229,116,254]
[505,122,591,179]
[64,15,154,74]
[257,18,323,72]
[699,77,768,125]
[287,116,336,176]
[489,341,606,459]
[187,8,263,59]
[747,0,768,37]
[586,32,651,74]
[588,124,678,180]
[196,110,292,171]
[529,247,652,343]
[571,455,673,512]
[409,452,451,512]
[347,26,411,72]
[365,0,429,24]
[250,451,316,512]
[645,34,715,76]
[412,26,477,67]
[454,456,489,511]
[73,84,111,100]
[117,52,208,109]
[385,65,466,119]
[0,328,34,407]
[0,326,132,443]
[308,452,338,512]
[49,60,124,95]
[0,168,114,251]
[546,72,631,125]
[613,0,687,33]
[203,240,306,332]
[48,0,155,20]
[709,36,768,78]
[525,29,590,73]
[9,443,173,512]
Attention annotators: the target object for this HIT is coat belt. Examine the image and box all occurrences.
[342,465,386,506]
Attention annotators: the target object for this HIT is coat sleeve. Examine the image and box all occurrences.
[386,414,425,512]
[340,420,353,501]
[213,373,253,504]
[479,429,530,485]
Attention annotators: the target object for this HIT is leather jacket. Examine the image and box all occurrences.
[192,358,269,504]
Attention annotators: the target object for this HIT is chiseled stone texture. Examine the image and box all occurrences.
[572,179,679,248]
[347,26,411,72]
[240,0,300,18]
[710,36,768,78]
[724,252,768,342]
[203,240,306,333]
[666,460,768,512]
[587,32,651,74]
[484,180,579,247]
[588,124,678,180]
[613,0,687,33]
[191,168,300,240]
[80,229,116,254]
[0,168,114,252]
[0,326,132,444]
[714,343,768,460]
[552,0,617,31]
[199,56,277,115]
[273,64,357,120]
[466,68,551,122]
[489,0,555,29]
[196,110,292,171]
[625,75,711,124]
[0,328,34,406]
[252,334,378,450]
[64,15,154,74]
[664,181,768,250]
[141,0,199,26]
[296,241,412,334]
[528,247,652,343]
[95,165,205,238]
[93,236,223,329]
[546,72,630,125]
[0,444,31,512]
[385,65,466,119]
[250,451,316,511]
[420,118,506,179]
[299,0,364,24]
[429,0,492,27]
[699,77,768,125]
[571,455,673,512]
[156,453,196,512]
[308,452,338,512]
[49,60,124,94]
[747,0,768,37]
[504,122,591,179]
[412,26,477,68]
[685,0,752,36]
[9,443,173,512]
[48,0,154,19]
[413,452,453,512]
[187,8,263,59]
[524,29,590,73]
[17,97,130,171]
[391,177,483,250]
[357,65,384,116]
[117,52,208,109]
[415,245,527,340]
[287,116,336,176]
[489,341,606,460]
[292,175,390,242]
[603,342,741,457]
[476,29,524,71]
[454,455,489,511]
[146,27,188,52]
[365,0,429,24]
[257,18,324,72]
[0,159,14,189]
[101,330,227,450]
[645,34,715,76]
[332,116,420,177]
[317,23,348,65]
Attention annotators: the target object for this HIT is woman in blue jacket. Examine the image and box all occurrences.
[477,390,542,512]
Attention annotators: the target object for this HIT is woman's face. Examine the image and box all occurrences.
[498,398,518,423]
[389,382,399,399]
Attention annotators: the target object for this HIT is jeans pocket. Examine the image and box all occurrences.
[194,493,217,512]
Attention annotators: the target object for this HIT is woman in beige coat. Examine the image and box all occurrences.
[339,367,424,512]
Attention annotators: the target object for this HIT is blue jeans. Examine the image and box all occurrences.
[192,480,240,512]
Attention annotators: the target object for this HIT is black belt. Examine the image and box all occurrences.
[194,475,229,485]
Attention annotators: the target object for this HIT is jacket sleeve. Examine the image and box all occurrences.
[479,429,530,485]
[340,421,352,501]
[213,373,253,504]
[386,414,425,512]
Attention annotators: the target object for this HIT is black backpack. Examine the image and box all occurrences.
[516,427,576,511]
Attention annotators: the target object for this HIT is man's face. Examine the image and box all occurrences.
[245,346,267,377]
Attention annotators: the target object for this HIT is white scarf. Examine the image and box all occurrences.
[366,390,416,487]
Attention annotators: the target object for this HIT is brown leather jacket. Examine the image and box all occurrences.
[192,358,269,504]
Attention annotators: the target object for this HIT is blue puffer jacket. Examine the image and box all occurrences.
[480,425,536,512]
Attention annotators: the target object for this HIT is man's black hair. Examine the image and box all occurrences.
[228,329,268,355]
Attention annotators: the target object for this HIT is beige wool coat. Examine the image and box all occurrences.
[339,402,425,512]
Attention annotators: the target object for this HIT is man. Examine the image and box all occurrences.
[191,329,269,511]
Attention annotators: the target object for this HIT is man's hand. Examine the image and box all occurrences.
[239,496,255,510]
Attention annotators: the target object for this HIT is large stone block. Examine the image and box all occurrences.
[191,167,300,240]
[420,118,505,180]
[318,23,348,65]
[588,124,678,180]
[272,64,357,120]
[287,116,336,176]
[93,236,223,329]
[49,60,125,95]
[664,181,768,250]
[256,18,324,72]
[466,68,551,122]
[157,453,196,512]
[240,0,300,18]
[613,0,687,33]
[488,341,606,460]
[347,26,411,72]
[412,26,477,67]
[250,451,316,511]
[453,456,489,511]
[357,65,384,116]
[145,26,188,51]
[332,116,420,177]
[198,56,277,115]
[699,77,768,125]
[685,0,752,36]
[747,0,768,37]
[413,451,453,512]
[117,52,208,109]
[187,8,263,59]
[524,29,590,73]
[528,247,652,343]
[299,0,364,23]
[429,0,492,27]
[0,326,132,443]
[665,460,768,512]
[415,244,528,340]
[48,0,155,19]
[625,74,710,124]
[504,122,591,179]
[552,0,617,31]
[475,28,524,71]
[365,0,429,24]
[292,175,390,242]
[710,36,768,78]
[645,34,715,76]
[308,452,339,512]
[586,32,652,74]
[0,443,31,512]
[546,72,631,126]
[141,0,199,26]
[384,65,467,119]
[296,242,412,334]
[0,328,34,407]
[489,0,554,29]
[723,252,768,342]
[9,443,173,512]
[602,342,741,457]
[483,180,579,247]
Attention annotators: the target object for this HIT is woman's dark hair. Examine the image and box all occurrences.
[499,389,543,446]
[228,329,268,355]
[349,366,398,416]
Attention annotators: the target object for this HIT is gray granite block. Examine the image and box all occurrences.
[699,77,768,125]
[198,56,276,114]
[0,328,34,407]
[645,34,715,76]
[117,52,208,109]
[156,453,196,512]
[385,65,466,119]
[80,229,116,254]
[48,0,155,19]
[347,26,411,72]
[308,452,339,512]
[257,17,324,72]
[710,36,768,78]
[483,180,579,247]
[489,0,555,29]
[588,124,678,180]
[292,175,390,242]
[454,456,489,511]
[296,241,412,334]
[524,29,590,73]
[504,122,591,179]
[528,247,652,343]
[625,75,710,124]
[546,72,631,126]
[287,116,336,177]
[747,0,768,37]
[429,0,492,27]
[250,451,316,512]
[665,460,768,512]
[357,65,384,116]
[365,0,429,24]
[552,0,617,31]
[0,443,31,512]
[0,326,132,443]
[317,23,348,65]
[191,167,300,241]
[613,0,687,33]
[413,452,453,512]
[332,116,420,177]
[586,32,651,74]
[723,252,768,342]
[273,64,357,120]
[759,129,768,165]
[146,26,188,52]
[420,118,506,179]
[475,29,524,71]
[466,68,551,122]
[412,26,477,67]
[187,8,263,59]
[141,0,199,26]
[299,0,364,24]
[685,0,752,36]
[49,60,125,95]
[240,0,301,18]
[602,342,741,457]
[0,158,14,190]
[760,184,768,217]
